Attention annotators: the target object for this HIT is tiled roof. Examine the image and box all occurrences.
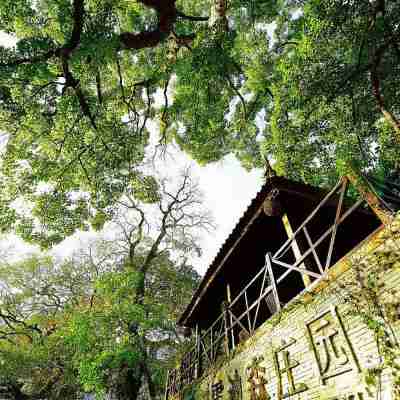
[178,175,348,326]
[178,176,278,325]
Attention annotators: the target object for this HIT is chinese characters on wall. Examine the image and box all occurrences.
[205,307,365,400]
[306,306,361,385]
[227,370,242,400]
[273,338,307,398]
[211,381,224,400]
[246,356,269,400]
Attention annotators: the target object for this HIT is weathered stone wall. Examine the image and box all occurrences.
[179,216,400,400]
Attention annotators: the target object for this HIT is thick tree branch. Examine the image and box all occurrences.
[160,77,171,142]
[62,58,97,130]
[0,49,58,68]
[176,10,209,22]
[139,83,151,137]
[128,205,146,261]
[370,34,400,142]
[63,0,85,54]
[119,0,177,50]
[370,65,400,140]
[116,57,139,122]
[95,70,103,104]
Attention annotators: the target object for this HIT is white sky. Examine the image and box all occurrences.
[143,137,264,274]
[0,150,263,276]
[0,31,264,276]
[193,159,262,274]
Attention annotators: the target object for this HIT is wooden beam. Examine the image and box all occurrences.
[272,259,322,279]
[280,198,364,271]
[244,290,252,334]
[274,178,343,259]
[252,264,269,331]
[164,370,170,400]
[282,213,312,287]
[226,284,235,350]
[346,171,392,225]
[195,324,201,379]
[222,302,230,355]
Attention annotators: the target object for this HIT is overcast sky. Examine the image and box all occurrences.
[192,159,263,274]
[143,136,264,274]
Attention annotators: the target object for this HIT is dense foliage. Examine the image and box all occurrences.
[267,0,400,186]
[0,170,209,399]
[0,252,198,399]
[1,0,398,245]
[0,1,399,398]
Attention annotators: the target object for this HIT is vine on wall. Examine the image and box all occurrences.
[335,219,400,397]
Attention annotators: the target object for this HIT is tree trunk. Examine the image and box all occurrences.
[144,361,158,400]
[113,364,144,400]
[370,67,400,143]
[126,366,144,400]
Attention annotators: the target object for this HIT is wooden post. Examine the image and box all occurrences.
[210,325,214,362]
[226,284,235,350]
[303,226,324,274]
[194,324,200,379]
[222,301,230,356]
[282,214,312,287]
[164,369,170,400]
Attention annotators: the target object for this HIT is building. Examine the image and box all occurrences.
[165,174,400,400]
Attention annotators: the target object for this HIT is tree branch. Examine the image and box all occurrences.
[1,0,85,68]
[0,49,58,68]
[63,0,85,54]
[95,70,103,104]
[176,10,209,22]
[370,33,400,142]
[225,73,247,119]
[119,0,177,50]
[61,58,98,130]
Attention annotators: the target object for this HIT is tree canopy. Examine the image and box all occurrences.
[0,169,207,399]
[0,1,399,398]
[0,0,399,245]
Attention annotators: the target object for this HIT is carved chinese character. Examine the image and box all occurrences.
[306,306,361,384]
[211,381,224,400]
[347,393,364,400]
[227,369,242,400]
[273,338,307,399]
[203,381,211,400]
[246,356,270,400]
[331,392,364,400]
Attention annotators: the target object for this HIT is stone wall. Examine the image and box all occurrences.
[176,216,400,400]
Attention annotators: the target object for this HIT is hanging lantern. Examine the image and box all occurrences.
[263,188,283,217]
[180,326,192,338]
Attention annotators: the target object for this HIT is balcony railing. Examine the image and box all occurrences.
[165,176,391,399]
